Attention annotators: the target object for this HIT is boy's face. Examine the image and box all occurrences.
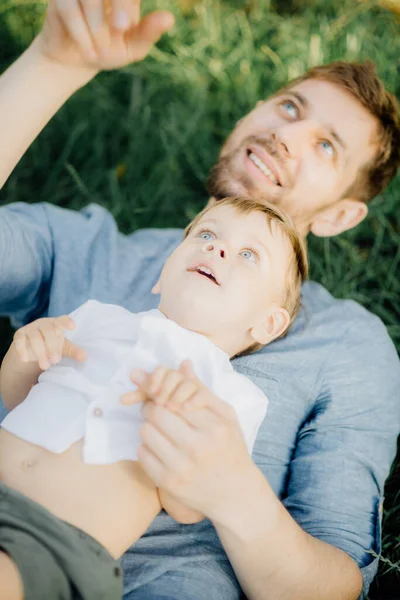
[154,204,292,352]
[208,79,378,236]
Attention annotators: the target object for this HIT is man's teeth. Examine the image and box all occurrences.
[249,152,278,185]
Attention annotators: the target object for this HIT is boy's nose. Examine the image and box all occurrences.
[202,241,229,260]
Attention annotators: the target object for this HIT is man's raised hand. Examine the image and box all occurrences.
[37,0,175,71]
[13,316,87,371]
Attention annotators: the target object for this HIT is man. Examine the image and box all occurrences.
[0,2,399,600]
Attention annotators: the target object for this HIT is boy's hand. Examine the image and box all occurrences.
[121,360,213,411]
[13,315,87,371]
[36,0,175,71]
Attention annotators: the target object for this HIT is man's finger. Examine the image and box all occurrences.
[57,0,98,61]
[126,11,175,61]
[140,421,184,467]
[141,402,198,449]
[110,0,140,30]
[137,444,164,486]
[80,0,111,55]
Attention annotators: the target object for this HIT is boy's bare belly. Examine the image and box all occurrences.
[0,429,161,558]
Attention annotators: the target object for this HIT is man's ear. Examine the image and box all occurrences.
[250,307,290,345]
[310,199,368,237]
[151,280,161,295]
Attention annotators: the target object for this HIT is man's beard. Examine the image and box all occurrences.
[206,135,284,204]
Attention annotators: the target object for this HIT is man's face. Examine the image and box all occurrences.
[208,79,378,235]
[155,204,291,352]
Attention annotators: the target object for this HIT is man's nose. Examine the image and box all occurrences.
[201,241,229,260]
[272,119,319,159]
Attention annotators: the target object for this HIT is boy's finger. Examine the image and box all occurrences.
[120,388,147,405]
[130,367,149,387]
[147,365,169,396]
[39,322,64,364]
[28,330,50,370]
[13,334,29,363]
[55,315,76,331]
[56,0,98,61]
[154,371,184,406]
[63,339,87,362]
[179,360,202,385]
[167,380,198,410]
[126,11,174,60]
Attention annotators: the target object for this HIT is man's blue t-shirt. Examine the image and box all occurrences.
[0,201,399,600]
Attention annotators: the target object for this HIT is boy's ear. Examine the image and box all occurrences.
[151,280,161,295]
[250,307,290,345]
[310,198,368,237]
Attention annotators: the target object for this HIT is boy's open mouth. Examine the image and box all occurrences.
[187,265,220,285]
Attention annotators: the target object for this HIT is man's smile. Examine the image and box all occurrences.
[246,145,283,186]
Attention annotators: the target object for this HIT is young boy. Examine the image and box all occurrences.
[0,196,307,600]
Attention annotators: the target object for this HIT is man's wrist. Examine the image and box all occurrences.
[28,36,99,91]
[207,461,280,534]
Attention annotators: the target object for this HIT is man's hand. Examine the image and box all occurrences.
[121,360,214,411]
[13,315,87,371]
[121,361,255,520]
[37,0,175,71]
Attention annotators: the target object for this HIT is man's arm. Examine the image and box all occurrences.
[211,465,363,600]
[0,39,96,189]
[139,400,363,600]
[137,315,400,600]
[0,1,174,189]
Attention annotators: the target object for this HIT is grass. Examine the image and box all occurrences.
[0,0,399,597]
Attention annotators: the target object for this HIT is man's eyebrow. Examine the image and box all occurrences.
[287,90,310,109]
[286,91,347,151]
[327,126,347,151]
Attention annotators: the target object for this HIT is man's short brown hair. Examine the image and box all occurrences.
[184,196,308,356]
[282,60,400,203]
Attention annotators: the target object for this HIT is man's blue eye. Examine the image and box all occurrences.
[320,140,334,156]
[282,101,297,118]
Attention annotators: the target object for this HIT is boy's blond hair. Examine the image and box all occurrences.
[184,196,308,357]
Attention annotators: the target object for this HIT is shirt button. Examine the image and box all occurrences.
[113,566,121,578]
[93,407,103,417]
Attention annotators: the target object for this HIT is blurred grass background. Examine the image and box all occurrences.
[0,0,399,597]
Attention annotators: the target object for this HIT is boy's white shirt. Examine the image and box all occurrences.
[2,300,268,464]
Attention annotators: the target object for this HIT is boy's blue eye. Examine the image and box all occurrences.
[198,231,214,241]
[240,249,257,262]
